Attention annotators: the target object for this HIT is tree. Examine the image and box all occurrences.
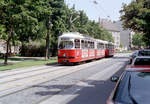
[120,0,150,46]
[0,0,26,64]
[132,33,146,48]
[49,0,67,56]
[0,0,41,64]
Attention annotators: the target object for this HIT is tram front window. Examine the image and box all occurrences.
[59,41,73,49]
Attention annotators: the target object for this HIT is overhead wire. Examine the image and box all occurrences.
[91,0,111,19]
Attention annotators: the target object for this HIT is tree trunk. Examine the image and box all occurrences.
[4,28,13,64]
[45,28,50,60]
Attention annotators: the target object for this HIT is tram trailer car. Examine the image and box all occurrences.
[58,32,115,64]
[104,41,115,57]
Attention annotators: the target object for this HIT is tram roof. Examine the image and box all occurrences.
[60,32,95,41]
[60,32,84,39]
[108,42,115,45]
[95,39,106,43]
[59,32,114,44]
[102,40,109,44]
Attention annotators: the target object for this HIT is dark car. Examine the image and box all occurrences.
[106,66,150,104]
[131,56,150,65]
[129,51,138,64]
[129,49,150,64]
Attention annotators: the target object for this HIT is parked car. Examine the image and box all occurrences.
[106,66,150,104]
[129,49,150,64]
[131,56,150,65]
[129,51,138,64]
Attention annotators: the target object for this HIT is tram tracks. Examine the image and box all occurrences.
[0,58,112,97]
[0,65,58,79]
[0,66,67,84]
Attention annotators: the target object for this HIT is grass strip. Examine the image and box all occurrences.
[0,59,57,71]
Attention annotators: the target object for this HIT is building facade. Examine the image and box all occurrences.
[99,18,120,49]
[114,21,134,50]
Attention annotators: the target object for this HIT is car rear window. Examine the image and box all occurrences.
[134,58,150,65]
[138,51,150,56]
[114,71,150,104]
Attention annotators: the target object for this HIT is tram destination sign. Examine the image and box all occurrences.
[61,38,70,41]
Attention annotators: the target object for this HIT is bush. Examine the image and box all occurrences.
[20,40,46,57]
[0,53,4,58]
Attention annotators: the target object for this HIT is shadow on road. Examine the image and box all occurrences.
[66,62,127,104]
[32,59,128,104]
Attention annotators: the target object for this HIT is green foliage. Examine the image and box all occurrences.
[120,0,150,45]
[0,25,7,39]
[120,44,123,48]
[0,0,114,58]
[0,59,57,71]
[20,39,46,57]
[132,33,146,47]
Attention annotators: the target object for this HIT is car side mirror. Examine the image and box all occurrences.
[111,76,119,82]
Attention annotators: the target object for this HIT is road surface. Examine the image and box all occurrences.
[0,53,130,104]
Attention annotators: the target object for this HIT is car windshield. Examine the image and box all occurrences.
[114,71,150,104]
[134,58,150,65]
[58,41,73,49]
[138,50,150,56]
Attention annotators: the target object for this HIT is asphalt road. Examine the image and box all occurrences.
[0,53,130,104]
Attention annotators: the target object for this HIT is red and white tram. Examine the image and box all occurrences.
[58,32,115,64]
[104,41,115,57]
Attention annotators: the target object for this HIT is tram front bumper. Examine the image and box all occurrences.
[58,58,81,63]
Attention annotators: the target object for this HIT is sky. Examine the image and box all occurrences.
[65,0,131,22]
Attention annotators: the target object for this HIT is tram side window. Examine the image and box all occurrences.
[85,41,88,49]
[90,42,92,49]
[81,40,85,49]
[97,43,99,49]
[102,43,104,49]
[88,41,90,49]
[92,42,95,49]
[88,41,94,49]
[108,44,110,49]
[110,45,113,49]
[108,45,110,49]
[100,43,104,49]
[97,43,100,49]
[106,44,109,49]
[75,39,80,49]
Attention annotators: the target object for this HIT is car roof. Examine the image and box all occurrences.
[134,49,150,54]
[128,55,150,71]
[134,56,150,58]
[139,49,150,51]
[131,56,150,65]
[126,65,150,71]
